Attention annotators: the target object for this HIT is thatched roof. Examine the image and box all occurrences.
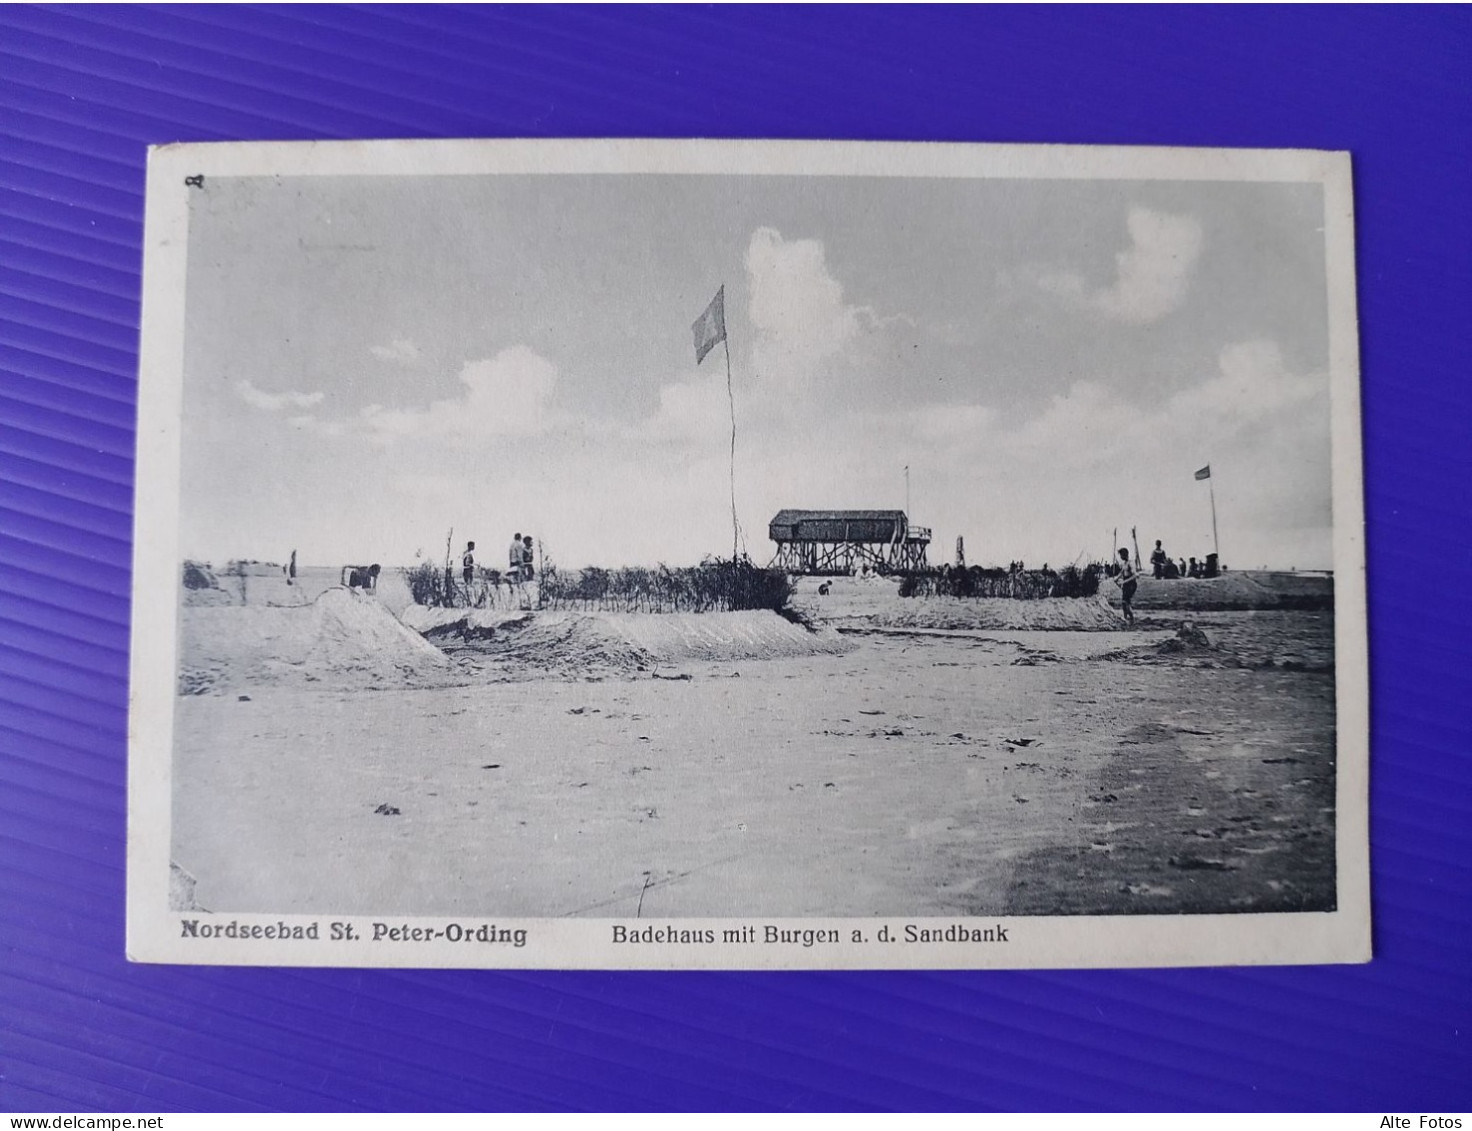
[770,509,907,525]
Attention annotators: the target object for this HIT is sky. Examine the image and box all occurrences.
[178,171,1333,571]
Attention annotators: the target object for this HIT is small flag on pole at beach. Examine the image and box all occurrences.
[692,286,726,365]
[1195,464,1212,480]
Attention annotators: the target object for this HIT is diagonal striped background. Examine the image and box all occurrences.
[1,5,1469,1112]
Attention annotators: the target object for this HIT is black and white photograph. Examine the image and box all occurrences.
[127,139,1368,968]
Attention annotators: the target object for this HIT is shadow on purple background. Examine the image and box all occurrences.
[1,5,1468,1112]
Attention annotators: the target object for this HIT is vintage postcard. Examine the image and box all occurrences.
[127,139,1368,968]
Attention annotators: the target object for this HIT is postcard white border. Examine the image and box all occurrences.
[127,139,1370,969]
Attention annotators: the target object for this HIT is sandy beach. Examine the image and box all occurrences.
[170,571,1335,919]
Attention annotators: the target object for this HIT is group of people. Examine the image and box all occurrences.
[1148,540,1219,580]
[457,533,536,588]
[343,563,380,591]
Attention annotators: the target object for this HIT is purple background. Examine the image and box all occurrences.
[2,5,1468,1112]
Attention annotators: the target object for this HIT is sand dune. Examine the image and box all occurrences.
[404,606,853,675]
[178,587,451,693]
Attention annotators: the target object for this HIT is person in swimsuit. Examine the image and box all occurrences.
[1114,547,1138,624]
[1150,540,1168,579]
[509,532,524,583]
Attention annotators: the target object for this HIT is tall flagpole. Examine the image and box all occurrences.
[694,283,738,562]
[1209,476,1220,562]
[722,330,737,562]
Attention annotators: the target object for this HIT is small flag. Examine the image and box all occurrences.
[1194,464,1212,481]
[692,285,726,365]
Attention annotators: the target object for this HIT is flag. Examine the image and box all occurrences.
[692,286,726,365]
[1194,464,1212,480]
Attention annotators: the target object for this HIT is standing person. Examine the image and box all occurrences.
[461,541,476,586]
[1113,547,1139,625]
[460,541,476,606]
[521,535,535,583]
[1150,539,1168,579]
[508,532,524,583]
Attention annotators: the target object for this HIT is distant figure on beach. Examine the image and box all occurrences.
[1179,557,1187,578]
[1188,556,1199,578]
[521,535,535,582]
[284,549,297,587]
[344,563,380,591]
[818,580,832,596]
[461,541,476,587]
[1113,548,1138,624]
[1150,540,1168,579]
[509,532,524,582]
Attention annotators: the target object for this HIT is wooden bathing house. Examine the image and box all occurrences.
[768,509,931,575]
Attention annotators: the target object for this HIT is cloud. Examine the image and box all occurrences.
[995,339,1321,473]
[286,413,344,436]
[358,346,557,441]
[1039,207,1204,325]
[901,404,998,443]
[369,336,423,365]
[1002,380,1139,468]
[234,379,324,412]
[290,346,559,443]
[1175,339,1321,421]
[1097,207,1204,323]
[836,403,997,455]
[744,227,867,389]
[643,376,732,444]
